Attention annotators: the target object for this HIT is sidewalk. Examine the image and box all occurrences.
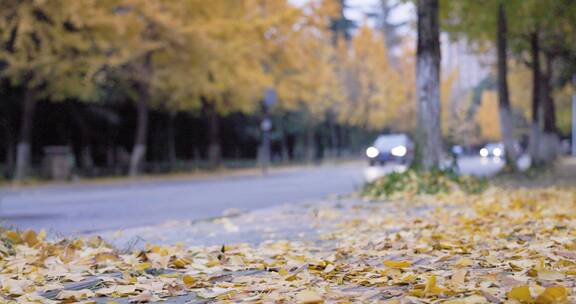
[1,159,363,190]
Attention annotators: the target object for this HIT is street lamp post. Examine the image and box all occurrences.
[261,88,277,175]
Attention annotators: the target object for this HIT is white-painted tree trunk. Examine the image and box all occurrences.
[416,0,442,170]
[14,89,36,181]
[128,54,152,177]
[14,143,31,181]
[529,122,542,163]
[128,87,149,177]
[129,144,146,176]
[539,132,559,162]
[496,2,518,169]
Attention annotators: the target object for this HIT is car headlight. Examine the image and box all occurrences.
[479,148,489,157]
[390,145,407,157]
[366,146,379,158]
[492,147,503,157]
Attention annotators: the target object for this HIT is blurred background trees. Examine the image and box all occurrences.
[0,0,413,180]
[0,0,574,180]
[442,0,576,169]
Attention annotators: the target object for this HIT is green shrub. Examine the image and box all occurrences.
[362,169,487,199]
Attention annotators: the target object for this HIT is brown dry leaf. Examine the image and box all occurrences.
[537,270,565,281]
[443,295,488,304]
[129,290,153,303]
[1,279,30,296]
[451,269,467,288]
[295,290,324,304]
[197,287,232,299]
[56,289,96,301]
[454,257,474,267]
[94,252,120,263]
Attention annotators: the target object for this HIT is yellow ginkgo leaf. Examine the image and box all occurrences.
[383,260,412,269]
[535,286,569,304]
[5,230,22,244]
[22,230,39,247]
[182,275,196,288]
[507,285,533,303]
[424,274,447,296]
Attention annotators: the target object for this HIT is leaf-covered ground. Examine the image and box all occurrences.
[1,186,576,303]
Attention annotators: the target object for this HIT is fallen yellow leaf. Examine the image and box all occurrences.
[535,286,569,304]
[383,260,412,269]
[507,285,533,303]
[424,274,447,296]
[182,275,196,288]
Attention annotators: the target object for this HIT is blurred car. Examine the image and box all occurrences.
[366,134,414,166]
[479,142,506,158]
[479,141,523,158]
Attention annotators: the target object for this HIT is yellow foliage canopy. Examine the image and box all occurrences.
[476,90,501,141]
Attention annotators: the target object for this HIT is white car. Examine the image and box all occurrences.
[366,134,414,166]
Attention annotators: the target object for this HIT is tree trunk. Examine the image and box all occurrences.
[204,101,221,166]
[14,89,36,181]
[327,114,339,158]
[528,31,543,164]
[416,0,442,170]
[128,84,150,177]
[167,112,177,167]
[1,117,15,178]
[542,53,557,134]
[128,53,152,177]
[541,52,559,161]
[69,102,94,173]
[304,117,316,163]
[106,144,115,167]
[278,122,290,162]
[5,139,14,178]
[334,124,341,157]
[106,123,117,168]
[496,2,518,170]
[280,134,290,162]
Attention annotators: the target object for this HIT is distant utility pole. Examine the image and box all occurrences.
[261,88,276,175]
[572,75,576,157]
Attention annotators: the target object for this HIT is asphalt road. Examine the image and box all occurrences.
[0,163,366,236]
[0,156,513,237]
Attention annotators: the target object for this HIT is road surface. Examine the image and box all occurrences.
[0,156,511,237]
[0,163,367,235]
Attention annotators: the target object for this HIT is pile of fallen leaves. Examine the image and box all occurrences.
[1,187,576,303]
[363,169,488,199]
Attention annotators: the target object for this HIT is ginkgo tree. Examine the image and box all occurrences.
[93,0,196,176]
[341,25,404,131]
[442,0,576,166]
[0,0,118,180]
